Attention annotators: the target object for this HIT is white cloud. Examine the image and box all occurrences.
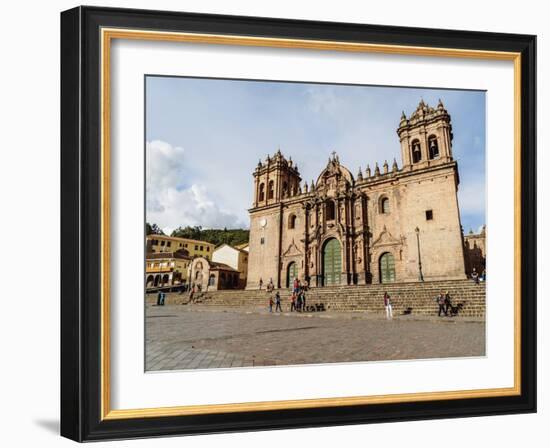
[304,87,345,116]
[146,140,245,233]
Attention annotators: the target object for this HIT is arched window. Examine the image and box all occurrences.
[428,135,439,159]
[411,139,422,163]
[259,183,265,202]
[288,213,297,229]
[208,274,215,286]
[282,181,288,196]
[380,197,390,214]
[268,180,275,199]
[326,200,336,221]
[146,275,154,288]
[379,252,396,283]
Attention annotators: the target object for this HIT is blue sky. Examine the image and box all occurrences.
[146,76,486,235]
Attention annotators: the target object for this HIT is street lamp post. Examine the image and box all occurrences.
[415,226,424,282]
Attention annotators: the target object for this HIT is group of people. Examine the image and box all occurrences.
[260,277,309,293]
[268,292,283,312]
[382,289,456,319]
[435,291,454,317]
[267,277,308,313]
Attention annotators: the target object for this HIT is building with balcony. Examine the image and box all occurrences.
[145,249,191,289]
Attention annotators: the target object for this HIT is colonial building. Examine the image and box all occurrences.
[146,234,215,260]
[145,249,191,289]
[464,226,486,275]
[189,257,241,291]
[212,244,249,288]
[247,100,473,289]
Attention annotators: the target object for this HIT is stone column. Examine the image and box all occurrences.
[314,242,321,287]
[254,174,259,208]
[303,204,310,282]
[364,196,372,284]
[421,127,429,163]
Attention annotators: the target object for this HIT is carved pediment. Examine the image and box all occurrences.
[283,239,303,257]
[372,226,403,247]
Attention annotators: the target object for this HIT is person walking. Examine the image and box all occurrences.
[275,292,282,312]
[471,268,479,284]
[156,290,163,306]
[301,289,307,312]
[444,291,452,315]
[437,291,447,316]
[290,292,296,312]
[268,295,274,313]
[160,291,166,306]
[383,291,393,320]
[259,277,264,290]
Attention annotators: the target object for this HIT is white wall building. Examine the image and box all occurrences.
[212,244,249,288]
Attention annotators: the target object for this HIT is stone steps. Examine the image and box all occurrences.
[146,280,486,317]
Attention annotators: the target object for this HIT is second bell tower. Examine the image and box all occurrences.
[397,99,454,171]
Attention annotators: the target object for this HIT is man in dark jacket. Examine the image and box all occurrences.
[157,290,162,306]
[437,292,447,316]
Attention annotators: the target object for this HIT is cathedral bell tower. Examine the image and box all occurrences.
[397,99,454,171]
[253,149,302,207]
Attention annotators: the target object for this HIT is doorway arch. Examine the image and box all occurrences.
[286,262,298,288]
[146,275,154,288]
[161,274,170,286]
[379,252,396,283]
[322,238,342,286]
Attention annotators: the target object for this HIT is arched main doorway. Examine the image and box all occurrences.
[286,262,298,288]
[379,252,396,283]
[322,238,341,286]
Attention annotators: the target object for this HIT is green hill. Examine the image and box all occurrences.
[170,226,249,248]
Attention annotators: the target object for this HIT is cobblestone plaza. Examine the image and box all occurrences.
[145,304,485,371]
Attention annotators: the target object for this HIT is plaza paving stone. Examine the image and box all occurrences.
[145,304,485,371]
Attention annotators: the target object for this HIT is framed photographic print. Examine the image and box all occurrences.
[60,6,536,442]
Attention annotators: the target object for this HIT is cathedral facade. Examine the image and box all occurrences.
[246,100,470,289]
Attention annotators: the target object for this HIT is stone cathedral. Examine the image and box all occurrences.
[246,100,470,289]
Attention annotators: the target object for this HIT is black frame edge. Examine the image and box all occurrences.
[60,5,537,442]
[61,6,83,442]
[519,35,537,414]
